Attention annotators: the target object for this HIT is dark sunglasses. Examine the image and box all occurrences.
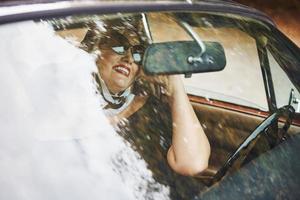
[99,32,145,64]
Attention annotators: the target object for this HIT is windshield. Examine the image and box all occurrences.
[1,11,300,200]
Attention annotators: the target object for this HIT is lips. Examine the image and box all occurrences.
[112,64,131,77]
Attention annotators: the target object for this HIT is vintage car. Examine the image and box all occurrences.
[0,0,299,199]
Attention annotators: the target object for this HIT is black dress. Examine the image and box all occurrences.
[116,95,206,199]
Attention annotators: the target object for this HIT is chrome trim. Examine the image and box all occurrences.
[0,1,77,17]
[0,1,167,17]
[0,0,275,27]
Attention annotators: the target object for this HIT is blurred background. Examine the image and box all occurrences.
[235,0,300,47]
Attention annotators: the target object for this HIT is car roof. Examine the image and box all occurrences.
[0,0,275,27]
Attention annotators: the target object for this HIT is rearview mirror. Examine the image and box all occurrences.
[142,41,226,76]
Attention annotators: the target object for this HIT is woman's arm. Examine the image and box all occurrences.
[166,75,211,176]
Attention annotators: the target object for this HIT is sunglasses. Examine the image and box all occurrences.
[99,32,145,64]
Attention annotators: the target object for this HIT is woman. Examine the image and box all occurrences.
[86,17,211,199]
[91,22,211,177]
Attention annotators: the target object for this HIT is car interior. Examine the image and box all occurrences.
[52,11,300,186]
[143,12,300,182]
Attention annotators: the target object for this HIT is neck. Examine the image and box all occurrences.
[106,85,124,95]
[95,73,132,104]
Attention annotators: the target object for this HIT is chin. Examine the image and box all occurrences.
[114,80,131,92]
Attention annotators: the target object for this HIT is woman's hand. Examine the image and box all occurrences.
[166,75,211,176]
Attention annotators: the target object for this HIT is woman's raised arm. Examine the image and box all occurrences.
[166,75,211,176]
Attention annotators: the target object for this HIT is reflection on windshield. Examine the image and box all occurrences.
[0,21,169,200]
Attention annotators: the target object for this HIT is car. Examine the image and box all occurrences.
[0,0,299,199]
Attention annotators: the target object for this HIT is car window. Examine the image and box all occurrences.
[141,12,269,111]
[174,14,269,111]
[0,20,152,199]
[2,9,300,200]
[267,49,300,112]
[183,29,268,111]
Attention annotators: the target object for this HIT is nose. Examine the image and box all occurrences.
[120,48,134,64]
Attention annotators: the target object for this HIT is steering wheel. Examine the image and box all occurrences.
[211,105,295,184]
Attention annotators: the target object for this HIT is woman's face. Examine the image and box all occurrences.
[96,32,143,94]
